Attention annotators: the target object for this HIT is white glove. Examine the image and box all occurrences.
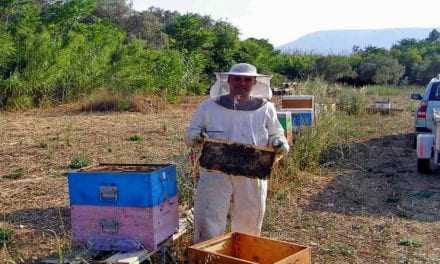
[271,138,289,155]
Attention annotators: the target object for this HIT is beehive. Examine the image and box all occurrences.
[199,139,277,179]
[277,111,293,144]
[281,95,314,109]
[67,164,178,251]
[189,232,311,264]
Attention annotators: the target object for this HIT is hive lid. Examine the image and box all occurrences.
[78,163,171,173]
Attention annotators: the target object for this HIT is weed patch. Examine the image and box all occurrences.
[128,134,143,142]
[4,168,24,179]
[399,238,423,248]
[0,227,14,244]
[69,154,91,169]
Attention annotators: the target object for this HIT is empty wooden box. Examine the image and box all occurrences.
[199,139,277,179]
[188,232,311,264]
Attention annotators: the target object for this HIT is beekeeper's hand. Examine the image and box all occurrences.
[271,138,289,155]
[185,131,207,147]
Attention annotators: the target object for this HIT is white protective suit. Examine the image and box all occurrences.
[186,63,289,243]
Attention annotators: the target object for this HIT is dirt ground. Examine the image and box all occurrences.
[1,92,440,263]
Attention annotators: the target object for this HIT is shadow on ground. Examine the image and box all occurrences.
[306,133,440,222]
[1,207,70,235]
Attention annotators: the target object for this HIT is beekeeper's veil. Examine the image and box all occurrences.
[209,63,272,100]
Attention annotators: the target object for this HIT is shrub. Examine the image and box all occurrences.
[5,96,34,111]
[399,238,423,248]
[128,135,143,142]
[337,89,367,115]
[4,168,24,180]
[69,154,91,169]
[0,227,14,244]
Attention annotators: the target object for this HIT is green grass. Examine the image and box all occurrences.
[364,84,424,97]
[69,154,91,169]
[4,168,24,180]
[0,227,14,244]
[128,134,143,142]
[399,238,423,248]
[286,112,360,173]
[323,242,355,257]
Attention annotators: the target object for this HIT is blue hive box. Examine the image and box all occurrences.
[282,108,314,128]
[68,164,177,208]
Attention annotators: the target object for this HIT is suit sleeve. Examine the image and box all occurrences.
[266,102,290,152]
[185,101,207,146]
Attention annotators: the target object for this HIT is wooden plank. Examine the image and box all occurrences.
[275,248,311,264]
[234,233,310,264]
[188,248,255,264]
[190,233,233,250]
[203,138,275,152]
[102,250,152,264]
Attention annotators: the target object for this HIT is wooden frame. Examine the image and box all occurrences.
[198,138,278,179]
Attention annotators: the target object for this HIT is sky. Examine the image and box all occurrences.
[132,0,440,47]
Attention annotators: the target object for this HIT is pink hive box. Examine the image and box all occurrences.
[71,196,178,251]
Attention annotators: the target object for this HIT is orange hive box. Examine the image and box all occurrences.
[188,232,311,264]
[281,95,314,109]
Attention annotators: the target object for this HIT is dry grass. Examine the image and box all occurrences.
[1,89,440,263]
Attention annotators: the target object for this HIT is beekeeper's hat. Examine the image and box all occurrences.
[210,63,272,99]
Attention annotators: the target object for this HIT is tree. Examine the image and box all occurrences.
[272,54,315,80]
[208,21,239,72]
[427,29,440,42]
[123,11,169,49]
[315,56,356,82]
[357,55,404,85]
[165,13,215,52]
[416,55,440,84]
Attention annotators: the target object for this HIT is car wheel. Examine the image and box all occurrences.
[417,158,431,174]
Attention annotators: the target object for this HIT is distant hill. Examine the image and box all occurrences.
[277,28,440,55]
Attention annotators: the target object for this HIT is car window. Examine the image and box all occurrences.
[429,82,440,101]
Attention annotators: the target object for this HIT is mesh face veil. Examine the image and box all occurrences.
[209,63,273,100]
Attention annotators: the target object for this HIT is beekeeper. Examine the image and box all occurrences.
[185,63,289,243]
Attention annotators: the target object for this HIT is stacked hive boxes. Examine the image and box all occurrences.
[280,95,314,132]
[67,164,178,252]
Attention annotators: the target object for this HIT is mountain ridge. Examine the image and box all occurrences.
[277,27,440,55]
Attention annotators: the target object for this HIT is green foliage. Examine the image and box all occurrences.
[272,54,315,80]
[0,1,439,110]
[110,40,207,100]
[324,242,355,257]
[315,56,356,82]
[128,134,143,142]
[5,168,24,180]
[357,55,405,85]
[0,227,14,244]
[337,89,367,115]
[5,95,34,110]
[427,29,440,42]
[69,153,91,169]
[288,112,359,171]
[399,238,423,248]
